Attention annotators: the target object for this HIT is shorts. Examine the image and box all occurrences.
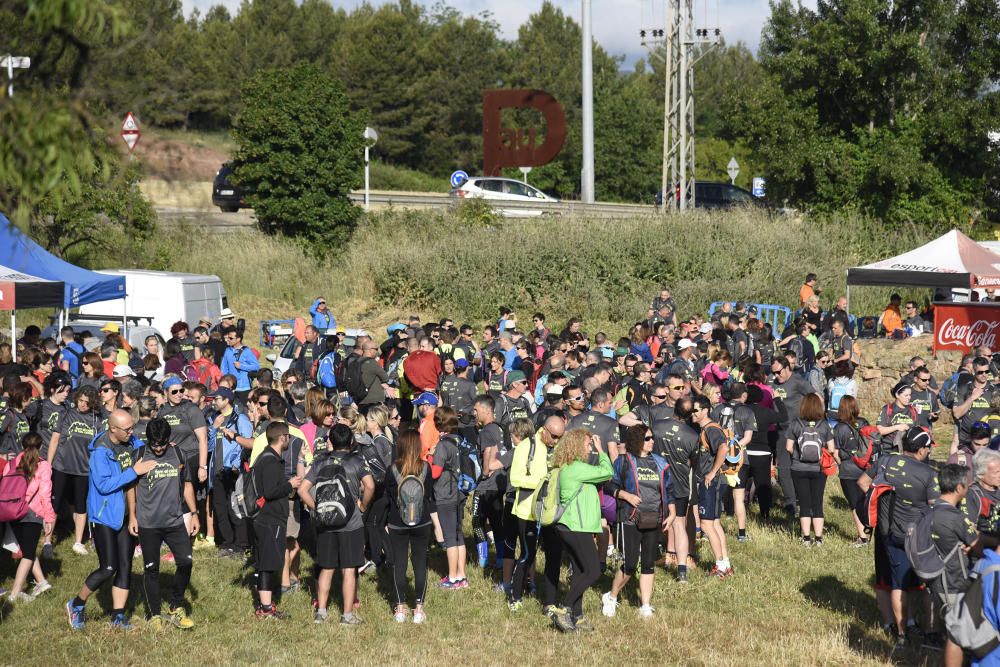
[52,470,88,512]
[698,477,723,521]
[438,501,465,548]
[286,499,301,539]
[315,527,365,569]
[254,522,287,572]
[732,464,749,490]
[672,495,690,518]
[874,532,921,592]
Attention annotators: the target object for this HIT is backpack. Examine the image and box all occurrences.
[194,361,219,392]
[449,434,482,496]
[181,363,200,384]
[316,351,338,390]
[829,381,851,413]
[535,467,584,527]
[945,563,1000,659]
[856,482,896,537]
[233,456,266,520]
[851,424,881,471]
[345,356,369,402]
[796,421,824,464]
[393,463,426,527]
[360,437,389,486]
[939,371,963,410]
[311,452,356,530]
[701,421,743,476]
[0,465,30,522]
[905,507,966,594]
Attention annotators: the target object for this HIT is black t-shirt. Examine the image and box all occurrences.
[253,448,292,526]
[476,422,507,493]
[55,408,103,475]
[908,388,939,428]
[135,444,189,529]
[696,423,728,481]
[964,482,1000,538]
[568,410,621,452]
[385,463,433,528]
[929,500,977,595]
[37,399,66,460]
[878,402,917,451]
[631,403,674,428]
[305,449,371,533]
[872,452,940,541]
[0,408,31,456]
[158,400,207,459]
[958,383,998,442]
[747,403,783,455]
[495,393,532,429]
[440,376,477,423]
[832,418,869,480]
[710,401,757,439]
[175,336,197,362]
[653,418,698,500]
[771,374,813,429]
[621,454,661,517]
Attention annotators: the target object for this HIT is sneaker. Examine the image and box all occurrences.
[9,592,35,603]
[314,608,329,624]
[30,580,52,597]
[813,538,824,547]
[676,571,689,584]
[550,605,576,633]
[451,578,469,590]
[340,613,364,626]
[573,615,594,632]
[851,537,870,548]
[737,534,750,543]
[358,560,376,575]
[167,606,194,629]
[66,600,86,630]
[255,606,287,620]
[801,536,813,548]
[412,609,426,624]
[439,578,456,590]
[41,543,54,560]
[147,615,165,631]
[72,542,89,556]
[639,605,656,618]
[393,608,408,623]
[110,613,134,630]
[280,580,301,595]
[708,564,721,578]
[718,566,734,579]
[601,592,618,618]
[894,633,906,649]
[542,605,554,619]
[508,599,523,612]
[493,581,510,595]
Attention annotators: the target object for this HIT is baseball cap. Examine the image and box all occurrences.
[387,323,406,335]
[454,358,469,370]
[412,392,439,407]
[211,387,236,402]
[111,364,134,378]
[545,384,565,397]
[505,370,527,387]
[698,322,713,334]
[678,339,697,350]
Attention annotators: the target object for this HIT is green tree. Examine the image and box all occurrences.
[231,64,366,250]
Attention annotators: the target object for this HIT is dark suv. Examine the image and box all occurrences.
[212,163,246,213]
[656,181,766,209]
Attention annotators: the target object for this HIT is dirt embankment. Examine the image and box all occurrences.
[133,135,230,182]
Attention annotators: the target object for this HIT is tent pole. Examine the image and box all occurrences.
[846,286,851,316]
[10,310,15,363]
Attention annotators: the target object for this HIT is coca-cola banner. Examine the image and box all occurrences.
[934,303,1000,353]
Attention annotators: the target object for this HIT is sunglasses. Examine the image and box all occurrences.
[643,436,654,441]
[669,385,685,391]
[100,387,116,393]
[976,370,990,376]
[168,389,183,395]
[566,396,584,402]
[653,394,668,399]
[257,402,269,407]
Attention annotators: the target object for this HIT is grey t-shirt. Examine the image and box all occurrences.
[568,410,621,453]
[440,376,478,423]
[710,401,757,439]
[431,436,461,506]
[158,400,206,459]
[305,449,371,533]
[135,444,188,529]
[54,408,103,475]
[37,400,65,460]
[833,420,868,480]
[771,374,814,429]
[476,423,507,493]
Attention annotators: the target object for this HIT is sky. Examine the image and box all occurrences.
[181,0,819,65]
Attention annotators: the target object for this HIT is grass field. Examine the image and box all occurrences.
[0,467,937,666]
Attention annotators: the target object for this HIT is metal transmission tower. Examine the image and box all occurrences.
[659,1,718,212]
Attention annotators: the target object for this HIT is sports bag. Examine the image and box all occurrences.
[452,435,482,496]
[906,507,965,594]
[851,424,881,471]
[856,482,895,537]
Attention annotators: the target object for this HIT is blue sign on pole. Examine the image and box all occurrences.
[752,177,766,198]
[450,170,469,188]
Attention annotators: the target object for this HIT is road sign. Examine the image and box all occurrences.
[363,126,378,145]
[519,166,532,184]
[752,177,766,198]
[727,157,740,185]
[0,56,29,69]
[363,127,378,210]
[450,170,469,188]
[120,112,141,152]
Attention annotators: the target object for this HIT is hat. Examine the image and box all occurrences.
[101,322,120,334]
[454,358,469,370]
[162,377,183,390]
[112,364,134,378]
[600,347,614,360]
[128,357,145,371]
[387,323,406,335]
[198,316,213,327]
[615,347,629,357]
[219,307,235,320]
[698,322,713,334]
[678,338,697,350]
[545,384,565,397]
[83,338,102,352]
[505,370,527,387]
[412,392,439,407]
[903,426,932,451]
[211,387,236,402]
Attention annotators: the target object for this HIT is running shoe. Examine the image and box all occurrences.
[72,542,89,556]
[109,613,134,630]
[412,609,426,624]
[508,599,523,612]
[801,536,813,548]
[737,534,751,543]
[340,613,364,626]
[601,592,618,618]
[314,608,329,624]
[573,616,594,632]
[676,571,689,584]
[393,608,408,623]
[255,606,287,620]
[30,580,52,597]
[717,566,734,579]
[41,543,54,560]
[851,537,870,548]
[493,581,511,595]
[9,592,35,603]
[450,578,469,590]
[167,606,194,629]
[358,560,376,576]
[639,605,656,619]
[439,578,456,590]
[66,600,86,630]
[550,606,576,633]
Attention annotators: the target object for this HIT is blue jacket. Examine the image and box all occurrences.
[87,431,142,530]
[608,452,672,517]
[210,410,253,470]
[974,549,1000,667]
[310,299,335,332]
[221,345,260,392]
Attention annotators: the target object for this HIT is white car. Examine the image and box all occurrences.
[267,327,369,379]
[450,177,558,216]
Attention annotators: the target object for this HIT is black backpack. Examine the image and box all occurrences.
[311,452,356,530]
[343,356,368,402]
[360,436,391,486]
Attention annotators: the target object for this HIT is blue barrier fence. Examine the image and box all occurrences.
[708,302,793,331]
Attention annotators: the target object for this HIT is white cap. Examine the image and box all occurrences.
[698,322,713,334]
[112,364,135,378]
[678,339,697,350]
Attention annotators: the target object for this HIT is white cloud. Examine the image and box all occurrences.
[181,0,818,64]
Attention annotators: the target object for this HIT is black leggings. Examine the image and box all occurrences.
[791,470,827,519]
[541,525,563,607]
[388,524,432,606]
[840,477,863,513]
[620,522,659,576]
[139,524,193,616]
[746,454,773,519]
[557,526,600,618]
[510,517,539,603]
[364,494,389,566]
[84,523,134,591]
[11,521,42,561]
[51,470,88,514]
[472,490,506,549]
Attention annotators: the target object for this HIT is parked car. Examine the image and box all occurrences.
[656,181,766,210]
[212,163,246,213]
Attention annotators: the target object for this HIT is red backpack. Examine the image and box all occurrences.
[0,463,30,523]
[851,424,882,471]
[856,482,896,537]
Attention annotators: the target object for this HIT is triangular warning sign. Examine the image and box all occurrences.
[122,132,139,151]
[122,112,139,131]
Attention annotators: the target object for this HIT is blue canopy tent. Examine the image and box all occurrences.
[0,213,125,308]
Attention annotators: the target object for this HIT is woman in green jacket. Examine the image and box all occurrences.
[549,428,613,633]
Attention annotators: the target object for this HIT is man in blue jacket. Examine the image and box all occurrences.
[310,297,335,333]
[220,326,260,405]
[66,409,157,630]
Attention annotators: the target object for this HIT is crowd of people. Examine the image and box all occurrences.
[0,278,996,663]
